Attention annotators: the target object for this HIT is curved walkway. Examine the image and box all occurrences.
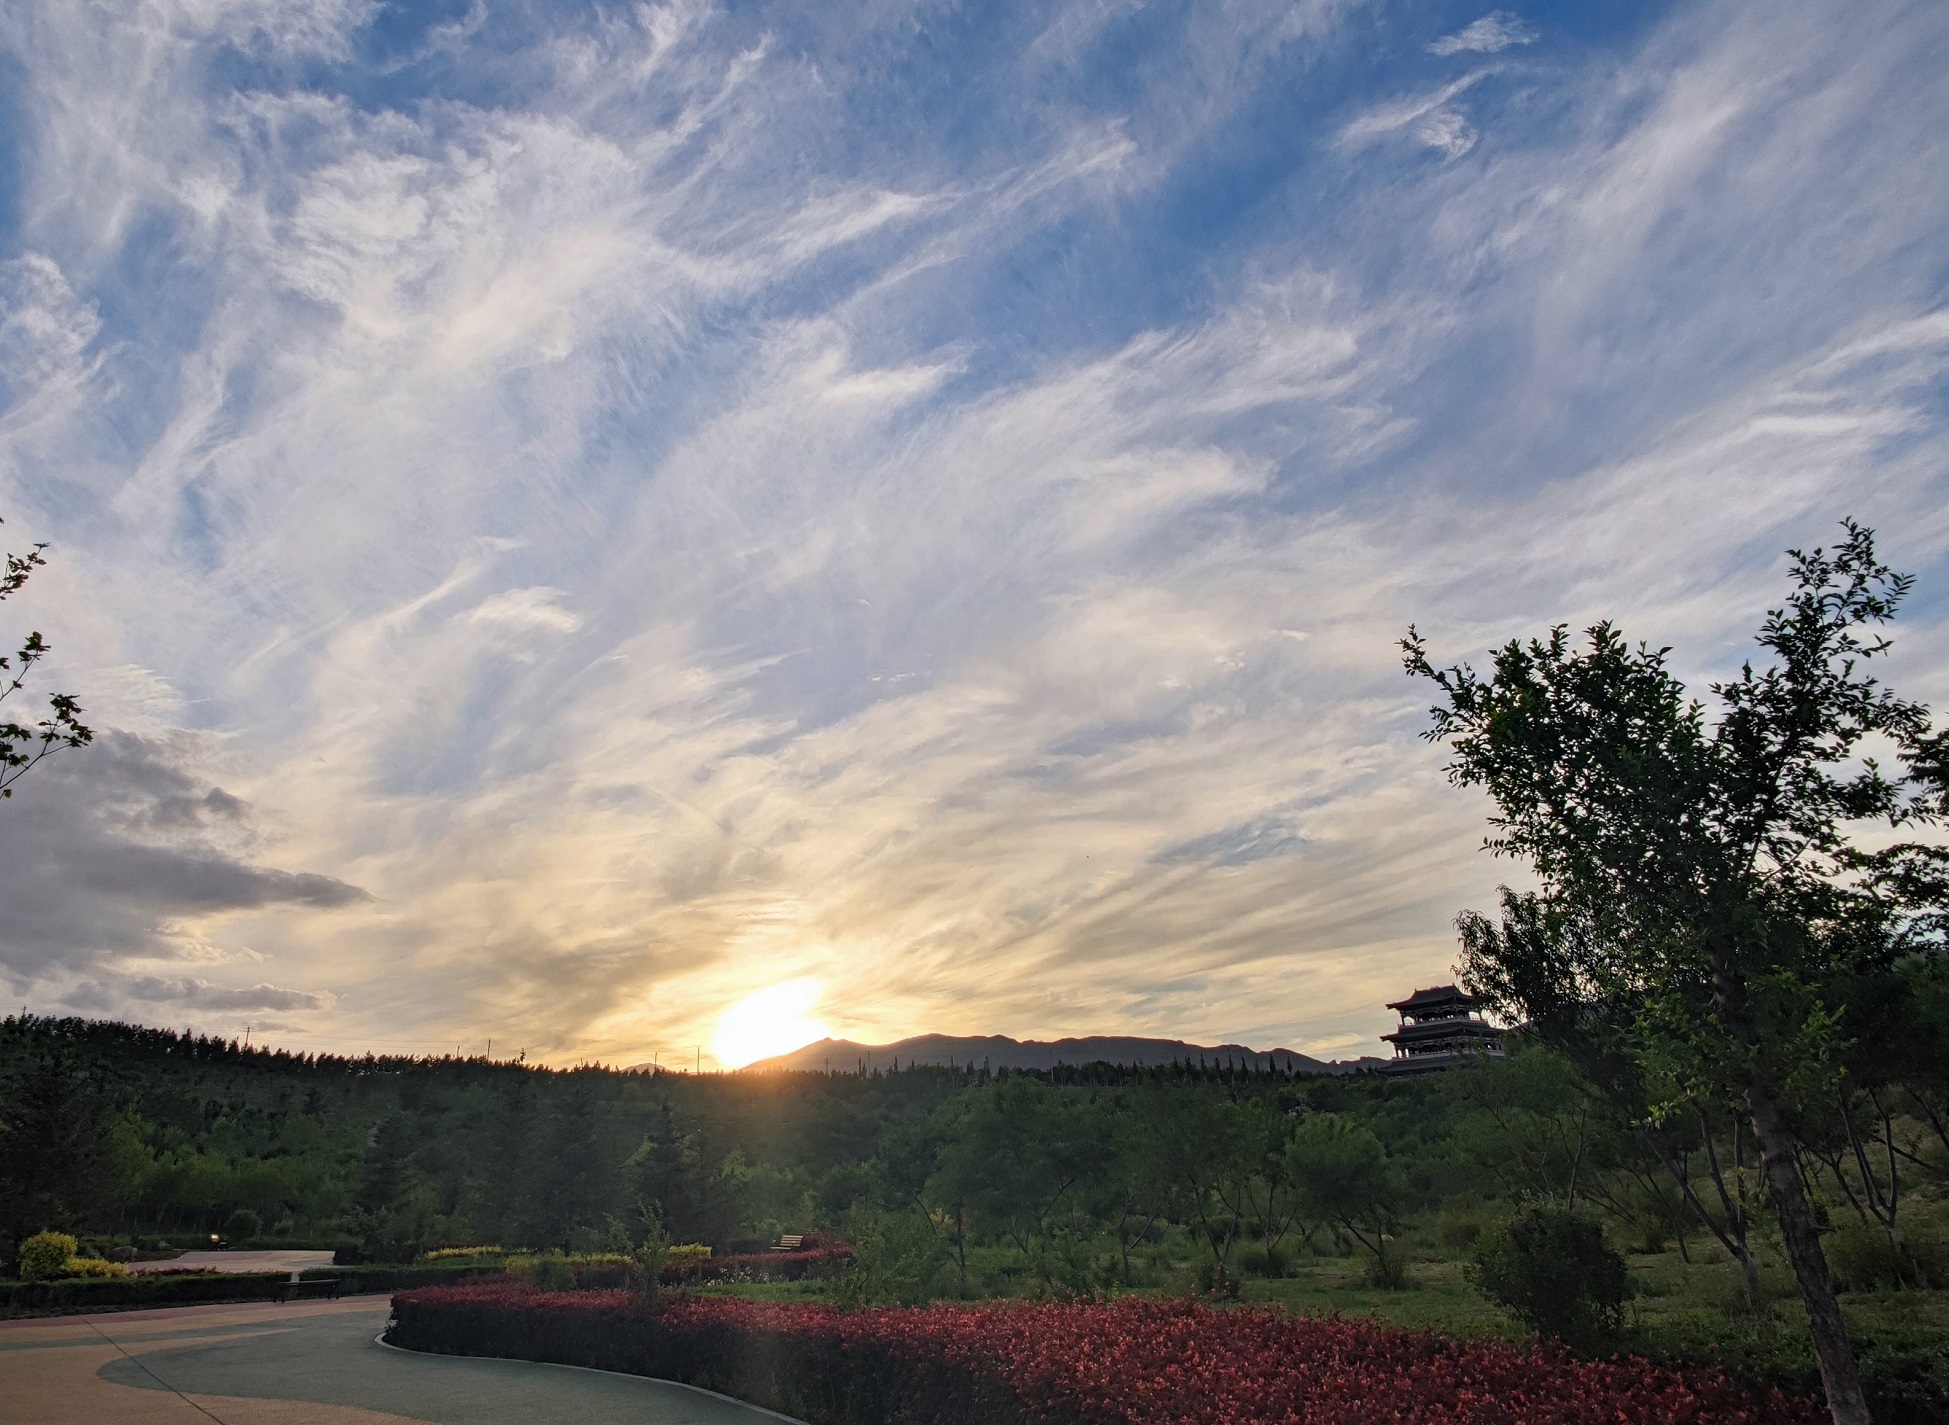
[0,1298,796,1424]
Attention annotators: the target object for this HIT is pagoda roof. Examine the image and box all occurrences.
[1386,983,1478,1012]
[1382,1019,1504,1045]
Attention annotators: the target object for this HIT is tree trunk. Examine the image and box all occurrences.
[1746,1084,1872,1425]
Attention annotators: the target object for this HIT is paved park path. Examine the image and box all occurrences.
[0,1298,798,1425]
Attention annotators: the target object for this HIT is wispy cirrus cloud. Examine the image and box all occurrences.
[0,0,1943,1067]
[1335,74,1489,159]
[1429,11,1538,56]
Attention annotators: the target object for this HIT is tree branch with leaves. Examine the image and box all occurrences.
[0,518,92,800]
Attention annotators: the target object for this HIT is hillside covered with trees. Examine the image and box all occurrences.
[5,1006,1948,1411]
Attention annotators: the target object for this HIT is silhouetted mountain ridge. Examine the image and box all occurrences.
[743,1032,1376,1075]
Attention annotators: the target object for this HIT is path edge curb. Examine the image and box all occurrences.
[371,1330,812,1424]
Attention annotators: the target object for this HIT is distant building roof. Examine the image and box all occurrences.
[1385,984,1477,1013]
[1381,1018,1504,1046]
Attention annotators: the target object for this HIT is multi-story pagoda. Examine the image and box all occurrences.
[1377,984,1504,1075]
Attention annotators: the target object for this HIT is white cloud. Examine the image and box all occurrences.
[1336,74,1486,158]
[1429,11,1538,56]
[0,0,1945,1067]
[468,587,582,635]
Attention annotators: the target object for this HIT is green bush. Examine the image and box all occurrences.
[225,1208,262,1240]
[1826,1219,1947,1292]
[1435,1205,1490,1253]
[1468,1206,1626,1354]
[508,1251,577,1291]
[1237,1243,1289,1278]
[19,1232,77,1283]
[837,1206,953,1305]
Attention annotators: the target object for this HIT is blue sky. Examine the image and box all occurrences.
[0,0,1944,1066]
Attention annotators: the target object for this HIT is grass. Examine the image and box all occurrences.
[1239,1256,1520,1337]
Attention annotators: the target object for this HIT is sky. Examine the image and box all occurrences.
[0,0,1945,1069]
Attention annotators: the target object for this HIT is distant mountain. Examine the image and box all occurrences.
[742,1032,1368,1075]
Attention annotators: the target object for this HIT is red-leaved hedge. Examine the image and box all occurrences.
[385,1283,1821,1425]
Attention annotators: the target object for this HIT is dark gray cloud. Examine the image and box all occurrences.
[0,731,368,989]
[68,976,335,1013]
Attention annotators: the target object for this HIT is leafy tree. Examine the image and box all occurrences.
[1406,521,1946,1425]
[1228,1101,1310,1274]
[1288,1112,1406,1286]
[0,1047,122,1268]
[1102,1097,1182,1285]
[1131,1084,1253,1274]
[0,518,91,800]
[837,1203,954,1306]
[928,1078,1113,1259]
[1444,1045,1609,1212]
[350,1114,434,1262]
[623,1100,744,1249]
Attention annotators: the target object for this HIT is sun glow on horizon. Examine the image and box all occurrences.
[711,980,830,1069]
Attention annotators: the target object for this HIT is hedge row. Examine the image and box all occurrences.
[385,1283,1824,1425]
[557,1247,853,1291]
[0,1262,499,1318]
[388,1284,1028,1425]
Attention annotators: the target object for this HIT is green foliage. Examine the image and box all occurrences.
[350,1115,434,1263]
[225,1207,262,1240]
[0,516,93,802]
[630,1214,670,1306]
[1824,1219,1948,1293]
[507,1250,577,1291]
[18,1231,76,1282]
[928,1079,1114,1258]
[1236,1242,1288,1278]
[1468,1205,1626,1354]
[837,1205,953,1306]
[624,1103,745,1249]
[1289,1113,1407,1286]
[1409,521,1947,1421]
[0,1045,122,1262]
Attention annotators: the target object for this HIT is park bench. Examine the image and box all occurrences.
[275,1276,342,1302]
[772,1235,804,1252]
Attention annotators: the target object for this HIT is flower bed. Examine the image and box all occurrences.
[385,1283,1820,1425]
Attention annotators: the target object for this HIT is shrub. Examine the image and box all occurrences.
[508,1252,577,1291]
[843,1208,952,1305]
[224,1209,262,1241]
[1435,1204,1490,1253]
[1826,1219,1946,1292]
[423,1246,505,1262]
[1469,1205,1627,1354]
[61,1256,128,1279]
[19,1232,77,1283]
[386,1283,1824,1425]
[1235,1244,1288,1278]
[667,1243,712,1263]
[1365,1237,1414,1291]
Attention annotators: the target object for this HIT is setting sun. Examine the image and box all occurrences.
[711,980,830,1070]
